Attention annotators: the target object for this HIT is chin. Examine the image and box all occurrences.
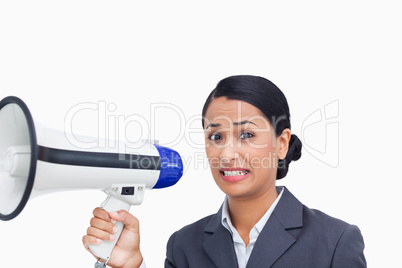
[213,178,250,198]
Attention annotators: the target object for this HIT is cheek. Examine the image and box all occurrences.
[205,146,220,169]
[246,145,278,170]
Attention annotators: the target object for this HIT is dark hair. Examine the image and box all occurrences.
[201,75,302,180]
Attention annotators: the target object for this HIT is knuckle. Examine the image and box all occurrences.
[98,231,109,240]
[90,217,98,226]
[93,207,106,217]
[101,211,110,220]
[107,222,114,232]
[128,213,139,223]
[93,207,108,219]
[132,216,139,225]
[92,207,101,215]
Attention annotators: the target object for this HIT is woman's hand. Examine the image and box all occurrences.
[83,207,143,268]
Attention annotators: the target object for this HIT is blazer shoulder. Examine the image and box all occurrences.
[304,206,349,226]
[301,205,366,255]
[303,206,366,266]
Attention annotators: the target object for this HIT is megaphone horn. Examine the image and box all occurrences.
[0,96,183,262]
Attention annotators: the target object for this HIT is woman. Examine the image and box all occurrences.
[83,75,366,267]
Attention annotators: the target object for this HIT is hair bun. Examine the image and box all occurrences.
[288,134,302,161]
[276,134,302,180]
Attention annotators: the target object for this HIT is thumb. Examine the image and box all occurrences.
[108,210,139,232]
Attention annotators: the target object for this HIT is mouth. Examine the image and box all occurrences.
[219,168,250,182]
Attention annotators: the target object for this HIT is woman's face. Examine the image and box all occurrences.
[204,97,290,200]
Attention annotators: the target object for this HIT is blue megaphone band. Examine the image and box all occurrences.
[153,144,183,189]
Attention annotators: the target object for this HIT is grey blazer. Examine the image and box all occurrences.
[165,187,366,268]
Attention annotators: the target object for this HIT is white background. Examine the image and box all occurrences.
[1,1,401,267]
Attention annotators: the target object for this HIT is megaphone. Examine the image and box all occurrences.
[0,96,183,263]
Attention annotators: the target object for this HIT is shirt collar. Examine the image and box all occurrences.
[221,186,285,236]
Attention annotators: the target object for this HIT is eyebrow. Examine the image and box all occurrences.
[205,120,258,129]
[234,120,258,126]
[205,123,221,129]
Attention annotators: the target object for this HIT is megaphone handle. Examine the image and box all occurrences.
[88,195,131,262]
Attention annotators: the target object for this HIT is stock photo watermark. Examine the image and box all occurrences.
[301,100,339,168]
[63,99,340,172]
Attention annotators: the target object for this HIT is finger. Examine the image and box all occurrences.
[109,210,139,232]
[87,226,117,242]
[93,207,112,222]
[82,234,103,251]
[90,217,117,234]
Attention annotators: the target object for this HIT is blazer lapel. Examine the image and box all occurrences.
[246,187,304,268]
[202,187,304,268]
[203,206,239,268]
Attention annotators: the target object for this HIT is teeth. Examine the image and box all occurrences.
[223,170,248,176]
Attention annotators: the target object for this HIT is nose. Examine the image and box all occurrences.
[219,137,239,166]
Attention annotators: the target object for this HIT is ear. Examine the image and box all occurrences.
[276,128,291,160]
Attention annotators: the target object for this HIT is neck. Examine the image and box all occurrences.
[227,186,279,245]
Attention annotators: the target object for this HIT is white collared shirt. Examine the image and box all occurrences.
[221,187,284,268]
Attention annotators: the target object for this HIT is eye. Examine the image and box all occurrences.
[208,133,223,141]
[239,131,254,139]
